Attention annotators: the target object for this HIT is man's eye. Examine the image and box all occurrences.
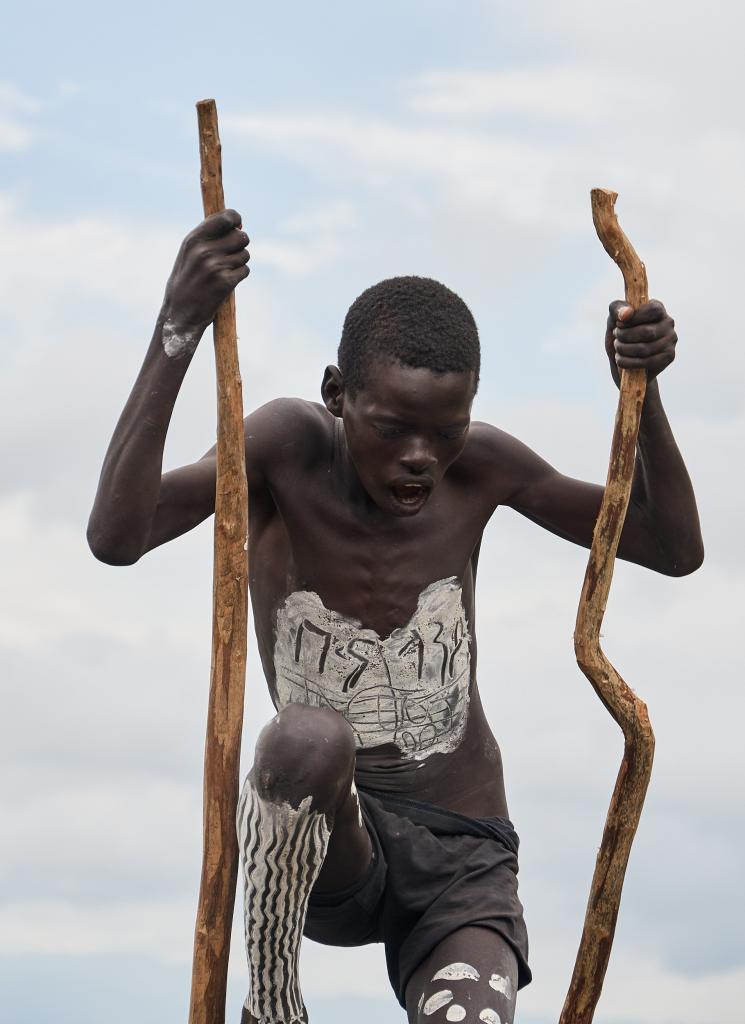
[439,427,468,441]
[374,424,407,439]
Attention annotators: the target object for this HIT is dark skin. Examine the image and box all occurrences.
[88,210,703,1022]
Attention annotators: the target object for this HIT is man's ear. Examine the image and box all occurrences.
[321,365,345,417]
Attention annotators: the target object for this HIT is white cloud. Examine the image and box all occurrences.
[520,937,745,1024]
[224,111,594,230]
[300,942,390,999]
[0,898,196,959]
[0,782,200,902]
[407,65,660,121]
[256,235,345,277]
[0,83,41,151]
[256,199,360,275]
[0,195,175,319]
[279,199,359,233]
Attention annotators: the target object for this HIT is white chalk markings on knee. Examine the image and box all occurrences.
[423,990,453,1015]
[431,962,480,983]
[161,318,200,359]
[488,974,513,1000]
[479,1010,502,1024]
[237,778,331,1024]
[446,1007,466,1022]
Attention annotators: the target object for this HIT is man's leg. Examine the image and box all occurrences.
[238,704,371,1024]
[405,927,519,1024]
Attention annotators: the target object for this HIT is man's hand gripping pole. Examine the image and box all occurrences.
[559,190,656,1024]
[188,99,251,1024]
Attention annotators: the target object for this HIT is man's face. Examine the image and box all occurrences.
[340,358,476,517]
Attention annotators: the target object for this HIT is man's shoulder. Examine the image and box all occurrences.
[453,420,551,502]
[459,420,529,471]
[245,397,332,469]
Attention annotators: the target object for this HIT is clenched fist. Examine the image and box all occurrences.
[605,299,677,386]
[160,209,250,357]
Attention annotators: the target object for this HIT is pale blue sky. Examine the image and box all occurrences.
[1,2,743,1023]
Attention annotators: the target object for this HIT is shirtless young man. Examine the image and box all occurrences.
[88,209,703,1024]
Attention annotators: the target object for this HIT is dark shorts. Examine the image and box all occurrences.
[304,788,531,1008]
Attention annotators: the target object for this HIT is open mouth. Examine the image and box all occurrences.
[389,480,432,513]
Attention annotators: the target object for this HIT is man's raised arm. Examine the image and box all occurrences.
[492,300,704,576]
[87,210,250,565]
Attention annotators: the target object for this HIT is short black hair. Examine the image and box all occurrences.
[338,276,480,395]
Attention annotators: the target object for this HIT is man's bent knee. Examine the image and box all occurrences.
[407,927,519,1024]
[252,704,356,815]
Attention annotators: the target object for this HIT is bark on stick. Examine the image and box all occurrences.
[188,98,250,1024]
[559,189,656,1024]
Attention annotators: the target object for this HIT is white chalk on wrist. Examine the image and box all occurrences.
[162,318,200,359]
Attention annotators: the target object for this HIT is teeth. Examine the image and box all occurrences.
[393,483,427,506]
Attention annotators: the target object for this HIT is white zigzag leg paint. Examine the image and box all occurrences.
[237,778,331,1024]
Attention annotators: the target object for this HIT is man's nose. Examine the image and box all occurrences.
[400,444,437,475]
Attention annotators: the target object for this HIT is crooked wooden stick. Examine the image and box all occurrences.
[559,189,656,1024]
[188,99,250,1024]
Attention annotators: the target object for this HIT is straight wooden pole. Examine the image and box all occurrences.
[559,189,656,1023]
[188,98,250,1024]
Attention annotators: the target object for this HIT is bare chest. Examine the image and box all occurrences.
[272,477,484,634]
[247,459,485,703]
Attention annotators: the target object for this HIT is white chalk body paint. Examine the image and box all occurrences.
[446,1007,466,1022]
[274,578,471,760]
[432,962,480,983]
[479,1010,502,1024]
[161,318,200,359]
[350,780,364,829]
[237,781,331,1024]
[423,990,454,1015]
[488,974,513,999]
